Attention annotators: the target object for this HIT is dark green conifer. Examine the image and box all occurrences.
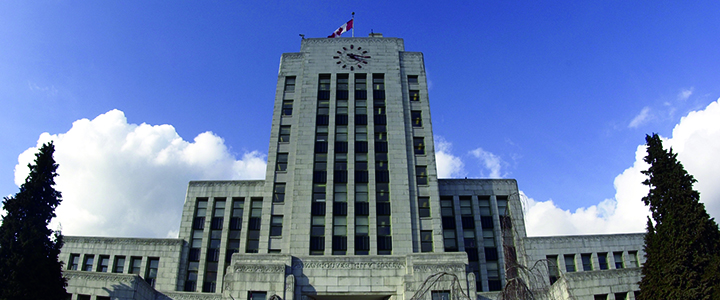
[638,134,720,300]
[0,142,68,300]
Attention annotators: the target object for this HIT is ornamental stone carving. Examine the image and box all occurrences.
[412,264,465,273]
[234,265,285,273]
[292,261,405,270]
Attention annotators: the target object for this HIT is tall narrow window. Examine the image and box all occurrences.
[614,252,624,269]
[282,100,293,116]
[337,74,349,100]
[355,74,367,99]
[628,251,639,267]
[276,153,288,171]
[441,197,457,252]
[145,258,159,287]
[284,76,296,93]
[130,257,142,275]
[414,137,425,155]
[226,198,244,265]
[564,254,576,272]
[547,255,559,284]
[598,252,608,270]
[310,215,325,255]
[408,75,420,102]
[416,166,428,185]
[82,254,94,272]
[68,254,80,270]
[270,215,283,237]
[279,126,291,143]
[246,198,263,253]
[318,74,331,100]
[418,197,431,218]
[421,230,433,252]
[273,183,286,203]
[97,255,110,272]
[582,253,593,271]
[355,216,370,255]
[113,256,125,273]
[411,110,422,127]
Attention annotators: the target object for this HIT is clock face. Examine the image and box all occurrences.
[333,44,370,71]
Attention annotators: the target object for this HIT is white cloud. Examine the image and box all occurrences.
[678,87,693,101]
[628,106,652,128]
[434,136,465,178]
[525,98,720,236]
[469,147,504,178]
[13,109,266,238]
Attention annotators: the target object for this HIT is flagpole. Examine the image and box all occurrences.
[352,12,355,37]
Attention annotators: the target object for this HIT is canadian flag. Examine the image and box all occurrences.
[328,19,354,38]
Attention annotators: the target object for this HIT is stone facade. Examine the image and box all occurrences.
[59,34,644,300]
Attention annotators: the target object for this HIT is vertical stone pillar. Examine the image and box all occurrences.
[467,272,476,297]
[285,274,295,300]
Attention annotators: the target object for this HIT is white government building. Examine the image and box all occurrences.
[60,34,645,300]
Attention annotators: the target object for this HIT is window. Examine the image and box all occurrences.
[337,74,349,100]
[282,100,293,116]
[581,253,592,271]
[614,292,627,300]
[598,252,608,270]
[355,183,368,202]
[77,295,91,300]
[614,252,624,269]
[413,137,425,155]
[145,258,159,287]
[270,215,283,236]
[273,183,286,203]
[130,257,142,275]
[431,291,450,300]
[276,153,288,171]
[547,255,559,284]
[564,254,576,272]
[593,295,607,300]
[246,198,263,253]
[113,256,125,273]
[408,75,419,85]
[416,166,428,185]
[373,74,385,90]
[443,230,457,252]
[355,215,369,255]
[409,90,419,101]
[82,254,94,271]
[279,125,291,143]
[336,126,348,142]
[249,291,267,300]
[319,74,331,91]
[97,255,110,272]
[284,76,296,92]
[418,197,430,217]
[68,254,80,270]
[421,230,433,252]
[628,251,639,267]
[411,110,422,127]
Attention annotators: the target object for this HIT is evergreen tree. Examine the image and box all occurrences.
[0,142,68,300]
[637,134,720,300]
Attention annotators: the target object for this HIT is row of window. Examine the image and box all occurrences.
[68,254,158,287]
[548,250,641,284]
[594,291,639,300]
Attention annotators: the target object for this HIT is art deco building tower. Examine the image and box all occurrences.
[175,34,524,299]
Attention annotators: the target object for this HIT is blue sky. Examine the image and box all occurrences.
[3,1,720,237]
